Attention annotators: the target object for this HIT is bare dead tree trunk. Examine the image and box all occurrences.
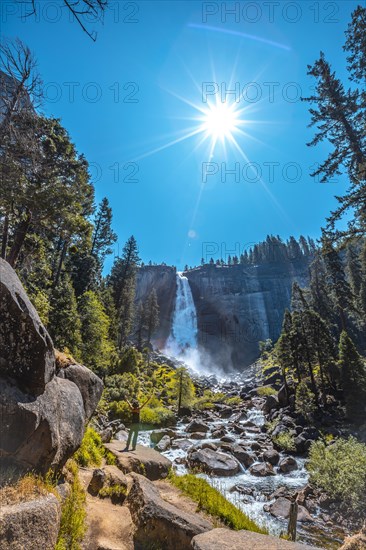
[1,212,9,259]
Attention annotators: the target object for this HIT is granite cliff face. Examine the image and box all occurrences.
[135,259,310,371]
[186,261,309,370]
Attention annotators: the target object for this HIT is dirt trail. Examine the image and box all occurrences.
[79,467,134,550]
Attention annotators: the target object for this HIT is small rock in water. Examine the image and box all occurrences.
[249,462,276,477]
[155,435,171,452]
[278,456,298,473]
[186,420,210,433]
[220,435,236,443]
[262,449,280,465]
[190,432,207,440]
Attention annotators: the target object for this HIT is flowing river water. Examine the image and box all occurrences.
[131,271,344,548]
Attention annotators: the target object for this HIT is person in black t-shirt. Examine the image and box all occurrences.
[124,395,152,451]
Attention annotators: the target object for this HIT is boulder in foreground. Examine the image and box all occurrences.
[126,473,212,550]
[0,494,61,550]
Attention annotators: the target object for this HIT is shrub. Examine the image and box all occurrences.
[74,427,103,467]
[169,472,267,534]
[273,430,296,452]
[109,400,131,423]
[257,386,277,397]
[307,436,366,514]
[225,396,242,406]
[56,460,86,550]
[140,405,175,426]
[295,380,316,420]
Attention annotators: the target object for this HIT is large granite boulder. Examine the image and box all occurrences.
[104,441,172,480]
[0,258,55,395]
[0,494,61,549]
[57,362,103,421]
[187,448,240,476]
[0,376,85,473]
[0,259,103,474]
[126,473,212,550]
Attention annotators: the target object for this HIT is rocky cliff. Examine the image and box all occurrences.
[135,265,177,348]
[0,258,103,475]
[186,261,310,370]
[135,259,310,371]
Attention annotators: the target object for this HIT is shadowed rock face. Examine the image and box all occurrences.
[135,265,177,347]
[135,260,309,371]
[0,259,55,395]
[0,259,103,474]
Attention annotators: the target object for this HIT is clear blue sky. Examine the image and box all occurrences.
[2,0,360,270]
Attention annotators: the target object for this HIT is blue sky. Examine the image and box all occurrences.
[2,0,360,269]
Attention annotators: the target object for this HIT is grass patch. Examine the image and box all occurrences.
[74,426,117,467]
[256,386,277,397]
[0,471,58,505]
[98,484,127,500]
[169,472,267,534]
[55,460,86,550]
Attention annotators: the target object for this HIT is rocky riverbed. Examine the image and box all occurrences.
[107,371,350,549]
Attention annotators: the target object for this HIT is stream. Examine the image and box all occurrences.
[132,403,343,549]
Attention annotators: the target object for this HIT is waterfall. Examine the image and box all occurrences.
[165,272,198,358]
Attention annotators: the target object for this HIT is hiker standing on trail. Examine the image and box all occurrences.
[124,395,152,451]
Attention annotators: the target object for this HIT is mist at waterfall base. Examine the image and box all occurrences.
[164,272,228,379]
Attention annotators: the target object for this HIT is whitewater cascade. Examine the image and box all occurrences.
[165,272,198,358]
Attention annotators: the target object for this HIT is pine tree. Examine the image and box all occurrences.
[338,330,366,423]
[322,237,355,331]
[91,197,117,268]
[135,301,146,351]
[302,7,366,242]
[109,235,140,347]
[78,290,116,376]
[359,240,366,316]
[48,274,82,358]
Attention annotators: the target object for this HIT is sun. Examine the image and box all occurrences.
[200,100,241,142]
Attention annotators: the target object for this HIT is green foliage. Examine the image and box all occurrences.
[225,396,242,406]
[295,380,317,420]
[104,372,140,402]
[307,436,366,514]
[78,290,116,375]
[74,427,103,468]
[171,367,196,409]
[28,287,51,326]
[48,274,82,359]
[140,403,175,426]
[256,386,277,397]
[116,347,142,374]
[273,431,296,452]
[55,460,86,550]
[109,401,131,423]
[169,473,267,534]
[338,330,366,423]
[105,451,117,466]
